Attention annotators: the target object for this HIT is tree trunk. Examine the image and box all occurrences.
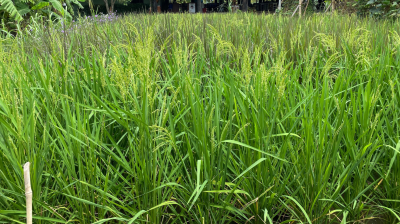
[103,0,116,14]
[150,0,158,13]
[303,0,309,15]
[242,0,248,11]
[196,0,202,12]
[104,0,110,14]
[299,0,302,16]
[278,0,282,10]
[111,0,115,13]
[331,0,335,11]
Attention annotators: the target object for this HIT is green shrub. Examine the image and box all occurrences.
[352,0,400,17]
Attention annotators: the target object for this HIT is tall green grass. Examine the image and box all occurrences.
[0,13,400,223]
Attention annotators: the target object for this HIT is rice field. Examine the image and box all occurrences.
[0,13,400,223]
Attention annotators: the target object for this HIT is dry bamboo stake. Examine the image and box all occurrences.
[291,4,300,17]
[23,162,32,224]
[324,3,331,13]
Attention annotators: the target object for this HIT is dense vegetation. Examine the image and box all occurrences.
[0,13,400,223]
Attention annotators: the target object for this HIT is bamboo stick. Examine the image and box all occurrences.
[291,4,300,17]
[23,162,32,224]
[324,3,331,13]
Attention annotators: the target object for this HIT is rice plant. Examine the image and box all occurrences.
[0,13,399,223]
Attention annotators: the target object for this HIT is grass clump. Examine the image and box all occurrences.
[0,13,400,223]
